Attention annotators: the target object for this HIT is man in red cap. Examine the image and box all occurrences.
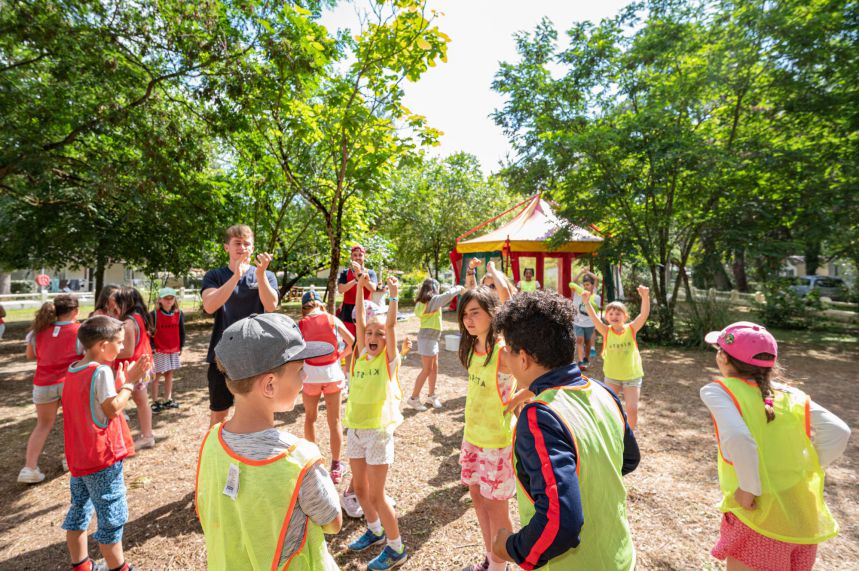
[337,244,377,336]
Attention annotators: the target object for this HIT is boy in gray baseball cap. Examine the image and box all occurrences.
[195,313,343,570]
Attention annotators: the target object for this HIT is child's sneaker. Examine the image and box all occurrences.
[590,346,597,358]
[368,545,408,570]
[163,399,179,409]
[150,400,163,414]
[330,460,345,484]
[406,397,427,411]
[347,528,386,552]
[579,360,589,371]
[341,489,364,518]
[461,557,489,571]
[427,395,443,409]
[133,435,156,450]
[17,466,45,484]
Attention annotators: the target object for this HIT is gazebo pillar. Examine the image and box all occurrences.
[561,253,574,298]
[535,253,545,288]
[511,253,521,284]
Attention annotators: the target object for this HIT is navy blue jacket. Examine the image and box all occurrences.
[506,364,640,570]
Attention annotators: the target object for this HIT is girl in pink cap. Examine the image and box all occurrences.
[700,321,851,571]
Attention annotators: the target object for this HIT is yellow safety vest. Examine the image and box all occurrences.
[519,280,537,292]
[515,381,635,570]
[712,377,838,544]
[344,350,403,430]
[464,342,515,448]
[414,302,442,331]
[601,325,644,381]
[195,424,333,570]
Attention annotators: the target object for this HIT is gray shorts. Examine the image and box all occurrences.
[346,428,395,465]
[33,383,63,405]
[604,377,643,389]
[417,337,440,357]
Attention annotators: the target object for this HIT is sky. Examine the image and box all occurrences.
[321,1,632,174]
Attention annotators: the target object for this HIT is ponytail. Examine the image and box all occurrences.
[30,302,57,334]
[724,351,778,422]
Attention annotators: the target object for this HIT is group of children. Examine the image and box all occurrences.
[13,246,851,571]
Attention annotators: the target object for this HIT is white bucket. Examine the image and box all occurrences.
[444,334,461,352]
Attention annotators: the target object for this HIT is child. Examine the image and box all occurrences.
[344,274,408,570]
[581,286,649,430]
[114,287,156,449]
[407,278,463,411]
[0,302,6,339]
[298,287,355,484]
[18,294,81,484]
[569,270,601,370]
[90,284,121,318]
[458,259,529,571]
[62,315,149,571]
[149,287,185,412]
[701,322,850,571]
[196,313,342,570]
[491,290,640,570]
[515,267,540,293]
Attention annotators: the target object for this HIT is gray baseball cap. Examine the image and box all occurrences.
[214,313,334,380]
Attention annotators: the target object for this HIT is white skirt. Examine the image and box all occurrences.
[154,352,181,373]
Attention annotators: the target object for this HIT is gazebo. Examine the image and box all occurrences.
[450,194,603,298]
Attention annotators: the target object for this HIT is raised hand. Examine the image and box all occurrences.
[387,276,399,298]
[255,252,273,274]
[126,353,151,383]
[468,258,483,270]
[582,291,591,304]
[637,284,650,298]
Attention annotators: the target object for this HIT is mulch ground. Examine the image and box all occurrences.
[0,313,856,570]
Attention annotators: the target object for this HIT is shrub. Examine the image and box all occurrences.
[680,291,732,348]
[10,280,36,294]
[753,280,808,329]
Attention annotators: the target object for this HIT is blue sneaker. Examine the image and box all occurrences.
[368,545,408,570]
[348,528,385,552]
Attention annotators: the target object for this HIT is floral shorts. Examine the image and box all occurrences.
[712,513,818,571]
[459,440,515,500]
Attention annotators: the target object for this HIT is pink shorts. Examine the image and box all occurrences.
[459,440,515,501]
[302,381,344,397]
[712,513,818,571]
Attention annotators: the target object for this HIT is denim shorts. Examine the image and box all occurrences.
[62,461,128,545]
[574,325,595,341]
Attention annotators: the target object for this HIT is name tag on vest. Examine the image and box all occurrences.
[223,463,240,500]
[52,326,61,337]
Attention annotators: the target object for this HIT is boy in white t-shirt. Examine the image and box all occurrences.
[570,271,602,371]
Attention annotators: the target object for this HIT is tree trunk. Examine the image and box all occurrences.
[95,253,106,297]
[732,249,749,292]
[325,228,342,316]
[804,241,822,276]
[0,271,10,295]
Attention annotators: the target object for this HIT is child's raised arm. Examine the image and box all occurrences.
[582,291,608,336]
[385,276,399,363]
[486,261,513,303]
[355,272,370,354]
[630,285,650,333]
[465,258,481,290]
[334,316,355,360]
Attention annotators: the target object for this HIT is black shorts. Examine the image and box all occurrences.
[339,303,356,324]
[207,362,234,412]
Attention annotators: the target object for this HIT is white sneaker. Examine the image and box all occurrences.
[428,395,443,409]
[341,490,364,518]
[62,457,68,472]
[133,435,156,450]
[17,466,45,484]
[406,397,427,411]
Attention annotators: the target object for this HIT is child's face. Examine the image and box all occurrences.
[605,307,627,325]
[97,330,125,362]
[364,317,387,357]
[461,299,492,339]
[524,270,534,280]
[106,295,120,318]
[270,361,306,412]
[159,296,175,310]
[225,236,254,262]
[583,280,595,292]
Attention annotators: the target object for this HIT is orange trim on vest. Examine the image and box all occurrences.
[713,379,743,416]
[194,428,213,525]
[275,459,318,571]
[217,424,291,466]
[710,414,733,466]
[805,397,811,439]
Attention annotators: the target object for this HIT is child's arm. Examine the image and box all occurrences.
[100,363,136,419]
[25,332,35,360]
[581,291,608,336]
[337,263,359,294]
[116,318,138,359]
[465,258,481,290]
[385,276,399,363]
[334,316,355,360]
[179,310,186,352]
[486,261,513,303]
[400,336,412,358]
[355,273,369,354]
[427,285,464,312]
[505,388,535,416]
[629,285,650,333]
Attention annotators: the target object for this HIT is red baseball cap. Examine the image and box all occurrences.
[351,244,366,253]
[705,321,778,368]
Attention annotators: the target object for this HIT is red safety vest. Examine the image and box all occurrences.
[116,313,153,368]
[299,313,341,366]
[33,321,80,386]
[153,310,181,354]
[62,362,135,477]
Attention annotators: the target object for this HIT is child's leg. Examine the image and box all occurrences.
[98,541,125,569]
[163,370,174,401]
[622,385,641,430]
[63,476,95,563]
[575,335,585,363]
[150,374,161,403]
[585,330,596,358]
[410,356,433,399]
[468,485,492,552]
[350,458,378,522]
[726,558,757,571]
[427,355,439,396]
[132,387,153,438]
[484,497,513,567]
[66,530,88,565]
[323,390,343,461]
[367,463,399,540]
[25,400,60,469]
[302,391,321,443]
[89,463,128,569]
[606,382,622,398]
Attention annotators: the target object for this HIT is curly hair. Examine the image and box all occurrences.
[493,290,577,369]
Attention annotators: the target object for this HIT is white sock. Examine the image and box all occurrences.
[387,536,403,553]
[367,518,383,535]
[487,557,506,571]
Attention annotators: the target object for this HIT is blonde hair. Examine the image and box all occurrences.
[223,224,254,244]
[604,301,629,319]
[217,359,290,396]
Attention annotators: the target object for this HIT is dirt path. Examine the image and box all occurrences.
[0,316,856,570]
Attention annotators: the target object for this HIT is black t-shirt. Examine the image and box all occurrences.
[201,266,278,363]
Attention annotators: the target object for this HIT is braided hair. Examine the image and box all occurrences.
[724,351,779,422]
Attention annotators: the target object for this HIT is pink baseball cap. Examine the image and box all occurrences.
[704,321,778,367]
[351,244,366,253]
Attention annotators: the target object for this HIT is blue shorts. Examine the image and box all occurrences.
[62,461,128,545]
[574,325,595,342]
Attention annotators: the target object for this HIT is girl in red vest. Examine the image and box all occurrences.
[114,287,156,450]
[18,294,81,484]
[149,287,185,412]
[299,287,354,483]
